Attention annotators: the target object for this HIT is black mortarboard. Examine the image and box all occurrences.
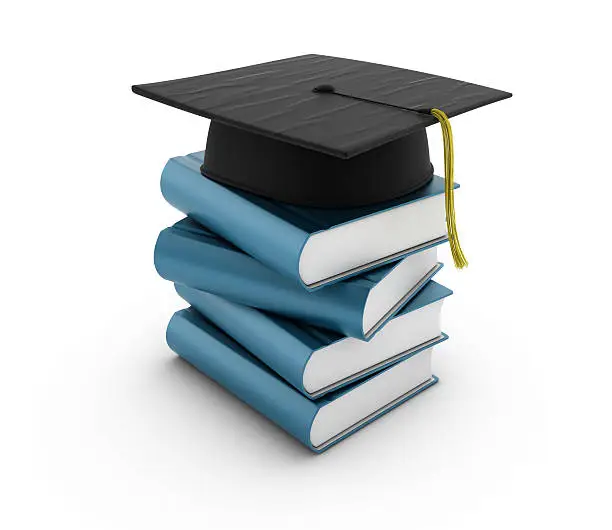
[133,54,511,267]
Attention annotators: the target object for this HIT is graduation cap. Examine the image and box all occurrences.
[133,54,511,268]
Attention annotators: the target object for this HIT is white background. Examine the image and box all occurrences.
[2,1,611,528]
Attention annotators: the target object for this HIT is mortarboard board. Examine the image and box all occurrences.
[133,54,511,268]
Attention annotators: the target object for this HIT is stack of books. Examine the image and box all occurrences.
[156,151,455,453]
[135,54,510,452]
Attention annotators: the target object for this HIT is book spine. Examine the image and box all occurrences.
[161,155,310,282]
[175,285,312,394]
[154,228,368,338]
[167,309,318,448]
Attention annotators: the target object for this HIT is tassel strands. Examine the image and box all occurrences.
[430,108,468,269]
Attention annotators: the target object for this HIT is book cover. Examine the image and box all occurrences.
[161,151,454,290]
[176,280,451,398]
[155,218,443,340]
[167,307,439,453]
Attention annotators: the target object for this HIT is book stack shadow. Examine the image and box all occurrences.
[156,151,455,453]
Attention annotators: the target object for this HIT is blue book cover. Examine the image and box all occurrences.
[161,151,455,290]
[155,218,443,340]
[167,307,439,453]
[175,280,451,399]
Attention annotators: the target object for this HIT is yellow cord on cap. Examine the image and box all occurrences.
[431,108,468,269]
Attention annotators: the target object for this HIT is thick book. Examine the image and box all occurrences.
[161,151,456,290]
[176,280,451,398]
[155,218,443,340]
[167,307,439,453]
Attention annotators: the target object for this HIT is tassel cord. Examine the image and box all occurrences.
[431,108,468,269]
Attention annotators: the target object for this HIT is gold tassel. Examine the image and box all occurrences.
[431,108,468,269]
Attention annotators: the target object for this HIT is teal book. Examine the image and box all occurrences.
[176,280,451,398]
[161,151,455,290]
[155,218,443,340]
[167,307,439,453]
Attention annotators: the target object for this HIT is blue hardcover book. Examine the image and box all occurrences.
[175,280,451,399]
[161,151,457,290]
[155,218,443,340]
[167,307,439,453]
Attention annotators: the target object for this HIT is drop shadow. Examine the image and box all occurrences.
[156,353,321,462]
